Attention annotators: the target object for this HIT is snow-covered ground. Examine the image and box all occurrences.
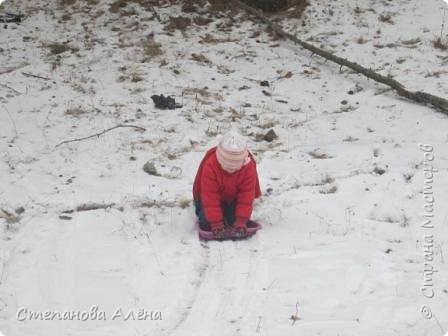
[1,0,448,335]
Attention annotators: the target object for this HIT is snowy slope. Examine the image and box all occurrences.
[0,0,448,335]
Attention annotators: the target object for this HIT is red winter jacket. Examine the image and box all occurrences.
[193,146,261,225]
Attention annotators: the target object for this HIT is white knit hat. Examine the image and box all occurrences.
[216,131,249,172]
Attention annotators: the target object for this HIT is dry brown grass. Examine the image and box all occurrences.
[343,136,359,142]
[183,87,223,105]
[65,106,88,116]
[59,0,77,5]
[117,70,145,83]
[194,16,214,26]
[265,25,282,40]
[130,72,144,82]
[181,0,206,12]
[321,174,335,184]
[400,37,421,46]
[164,16,192,32]
[200,33,219,44]
[109,0,130,13]
[190,53,211,64]
[143,42,163,57]
[356,36,367,44]
[308,149,333,159]
[433,37,448,50]
[183,87,211,97]
[60,0,99,5]
[424,69,448,78]
[354,6,364,14]
[179,0,308,18]
[319,184,338,194]
[199,33,236,44]
[109,0,159,14]
[142,34,163,59]
[244,0,288,12]
[207,0,237,13]
[240,0,308,16]
[379,13,394,24]
[71,82,95,95]
[45,42,79,55]
[51,55,62,71]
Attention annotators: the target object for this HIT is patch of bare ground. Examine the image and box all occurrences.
[164,16,192,32]
[433,37,448,51]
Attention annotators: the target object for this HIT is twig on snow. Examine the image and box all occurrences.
[291,300,301,325]
[21,71,53,81]
[150,5,162,22]
[236,0,448,114]
[55,124,146,148]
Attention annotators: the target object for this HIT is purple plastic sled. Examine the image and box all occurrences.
[196,220,262,241]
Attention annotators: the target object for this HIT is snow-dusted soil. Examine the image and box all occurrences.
[1,0,448,335]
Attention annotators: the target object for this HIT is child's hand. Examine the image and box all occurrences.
[231,217,249,238]
[231,226,247,238]
[212,227,226,240]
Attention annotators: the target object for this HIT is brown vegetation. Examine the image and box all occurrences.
[433,37,448,51]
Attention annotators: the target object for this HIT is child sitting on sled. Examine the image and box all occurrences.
[193,131,261,239]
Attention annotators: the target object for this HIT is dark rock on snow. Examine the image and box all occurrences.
[151,94,182,110]
[143,161,161,176]
[264,129,278,142]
